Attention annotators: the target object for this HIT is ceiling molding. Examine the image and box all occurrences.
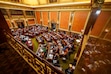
[32,1,91,8]
[35,8,91,11]
[0,0,111,11]
[0,1,90,9]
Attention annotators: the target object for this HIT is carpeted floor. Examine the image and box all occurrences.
[31,38,78,72]
[31,38,39,53]
[0,43,37,74]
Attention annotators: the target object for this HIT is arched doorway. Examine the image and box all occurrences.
[16,20,25,28]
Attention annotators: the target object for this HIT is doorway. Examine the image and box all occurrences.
[16,21,24,28]
[51,23,56,31]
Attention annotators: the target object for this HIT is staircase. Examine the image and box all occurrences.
[0,43,37,74]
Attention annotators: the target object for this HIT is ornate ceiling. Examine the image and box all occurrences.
[0,0,111,10]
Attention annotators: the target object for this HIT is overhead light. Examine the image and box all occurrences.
[105,29,109,32]
[69,23,71,26]
[96,10,101,15]
[81,29,84,33]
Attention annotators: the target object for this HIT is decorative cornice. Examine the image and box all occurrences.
[33,1,91,8]
[0,0,111,11]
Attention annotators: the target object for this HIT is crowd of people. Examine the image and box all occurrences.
[11,25,82,73]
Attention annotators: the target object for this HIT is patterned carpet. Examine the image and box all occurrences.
[0,43,37,74]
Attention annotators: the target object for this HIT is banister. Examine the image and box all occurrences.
[4,30,64,74]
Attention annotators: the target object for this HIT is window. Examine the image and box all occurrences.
[26,11,34,16]
[10,10,23,15]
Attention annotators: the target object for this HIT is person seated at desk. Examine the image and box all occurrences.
[65,64,75,74]
[61,40,66,48]
[26,39,33,50]
[40,52,45,58]
[69,43,75,55]
[53,53,60,66]
[36,45,47,58]
[46,53,54,63]
[62,46,69,59]
[53,45,59,54]
[20,35,26,43]
[40,36,44,41]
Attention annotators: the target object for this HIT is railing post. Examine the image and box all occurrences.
[45,64,47,74]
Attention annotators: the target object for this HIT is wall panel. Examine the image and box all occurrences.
[50,11,57,22]
[71,11,89,32]
[60,11,70,30]
[42,11,48,26]
[28,19,35,25]
[91,11,111,36]
[36,11,41,24]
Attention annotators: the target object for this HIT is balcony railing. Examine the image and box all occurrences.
[4,30,64,74]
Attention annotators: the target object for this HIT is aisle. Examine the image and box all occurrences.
[31,38,39,52]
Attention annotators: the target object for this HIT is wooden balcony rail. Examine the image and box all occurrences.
[3,30,64,74]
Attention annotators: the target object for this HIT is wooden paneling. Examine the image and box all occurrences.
[28,19,35,25]
[50,12,57,22]
[72,11,89,32]
[105,30,111,40]
[91,11,111,36]
[42,11,48,26]
[36,11,41,24]
[60,11,70,30]
[6,20,11,27]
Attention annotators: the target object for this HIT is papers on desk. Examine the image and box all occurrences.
[37,52,41,56]
[40,48,43,52]
[61,51,64,54]
[68,44,71,48]
[84,51,89,55]
[72,66,75,70]
[82,68,86,72]
[28,41,31,43]
[87,64,93,69]
[49,50,53,53]
[24,36,29,41]
[47,54,53,59]
[76,39,81,43]
[53,60,57,64]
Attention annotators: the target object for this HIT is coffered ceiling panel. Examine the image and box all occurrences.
[39,0,47,5]
[23,0,38,5]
